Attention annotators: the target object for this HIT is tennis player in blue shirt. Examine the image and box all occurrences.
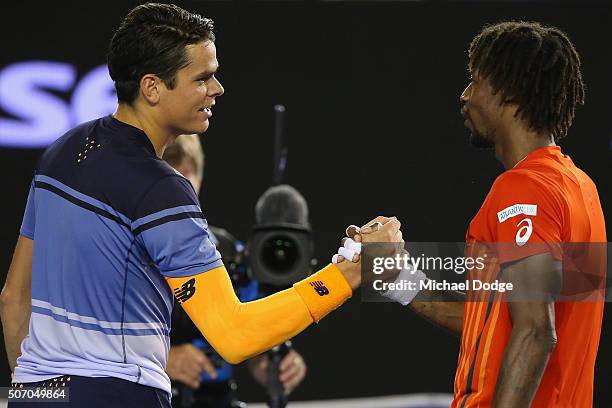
[0,3,402,407]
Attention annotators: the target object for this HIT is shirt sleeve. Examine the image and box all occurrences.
[132,175,223,278]
[487,170,563,265]
[19,179,36,239]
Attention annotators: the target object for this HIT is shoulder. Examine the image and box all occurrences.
[489,168,556,201]
[133,170,199,221]
[485,168,563,223]
[36,116,197,222]
[37,118,102,171]
[491,168,541,189]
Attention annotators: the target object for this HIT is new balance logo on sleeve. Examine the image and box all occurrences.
[174,278,196,303]
[310,281,329,296]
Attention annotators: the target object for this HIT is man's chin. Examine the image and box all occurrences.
[190,119,210,135]
[200,120,210,133]
[469,132,494,149]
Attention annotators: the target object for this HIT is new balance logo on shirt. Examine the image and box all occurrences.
[310,281,329,296]
[174,278,196,303]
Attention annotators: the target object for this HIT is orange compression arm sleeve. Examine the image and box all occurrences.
[166,263,352,364]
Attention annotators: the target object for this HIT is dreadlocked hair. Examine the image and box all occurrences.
[468,21,585,140]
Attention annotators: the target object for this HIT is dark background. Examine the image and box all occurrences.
[1,0,610,404]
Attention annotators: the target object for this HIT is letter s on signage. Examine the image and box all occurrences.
[0,61,116,148]
[515,218,533,247]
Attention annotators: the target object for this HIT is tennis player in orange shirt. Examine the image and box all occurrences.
[340,21,606,407]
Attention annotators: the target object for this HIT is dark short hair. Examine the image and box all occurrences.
[107,3,215,103]
[468,21,585,140]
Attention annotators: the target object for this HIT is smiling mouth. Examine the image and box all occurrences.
[199,107,212,113]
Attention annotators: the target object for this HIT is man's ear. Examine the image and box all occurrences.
[140,74,161,105]
[502,98,521,120]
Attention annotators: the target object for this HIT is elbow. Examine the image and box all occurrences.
[0,288,14,314]
[538,328,557,354]
[204,322,254,365]
[523,325,557,354]
[0,288,29,317]
[217,350,247,365]
[212,338,251,365]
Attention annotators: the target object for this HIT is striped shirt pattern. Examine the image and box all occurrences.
[14,116,222,396]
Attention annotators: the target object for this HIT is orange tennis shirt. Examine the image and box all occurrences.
[451,146,606,408]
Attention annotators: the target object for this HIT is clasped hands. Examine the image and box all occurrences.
[332,216,406,290]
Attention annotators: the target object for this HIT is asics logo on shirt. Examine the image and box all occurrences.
[515,218,533,247]
[310,281,329,296]
[174,278,196,303]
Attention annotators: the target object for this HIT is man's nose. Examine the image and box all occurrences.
[460,82,472,104]
[211,77,224,97]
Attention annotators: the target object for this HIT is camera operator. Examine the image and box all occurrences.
[162,134,307,408]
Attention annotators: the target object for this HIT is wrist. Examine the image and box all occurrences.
[381,267,428,306]
[293,264,353,322]
[335,261,360,290]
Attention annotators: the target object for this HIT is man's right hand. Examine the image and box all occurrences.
[166,343,217,389]
[335,216,403,290]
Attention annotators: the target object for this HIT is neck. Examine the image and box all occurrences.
[494,121,555,169]
[113,103,174,158]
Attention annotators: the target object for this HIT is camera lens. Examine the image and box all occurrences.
[260,235,299,273]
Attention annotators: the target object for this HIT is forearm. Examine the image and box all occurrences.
[203,283,314,364]
[167,264,351,364]
[0,293,31,371]
[1,235,33,371]
[492,327,555,407]
[408,289,465,335]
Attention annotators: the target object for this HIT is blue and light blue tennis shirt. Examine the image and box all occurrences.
[13,115,222,395]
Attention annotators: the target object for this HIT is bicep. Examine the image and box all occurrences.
[165,266,245,362]
[2,236,33,299]
[503,252,561,330]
